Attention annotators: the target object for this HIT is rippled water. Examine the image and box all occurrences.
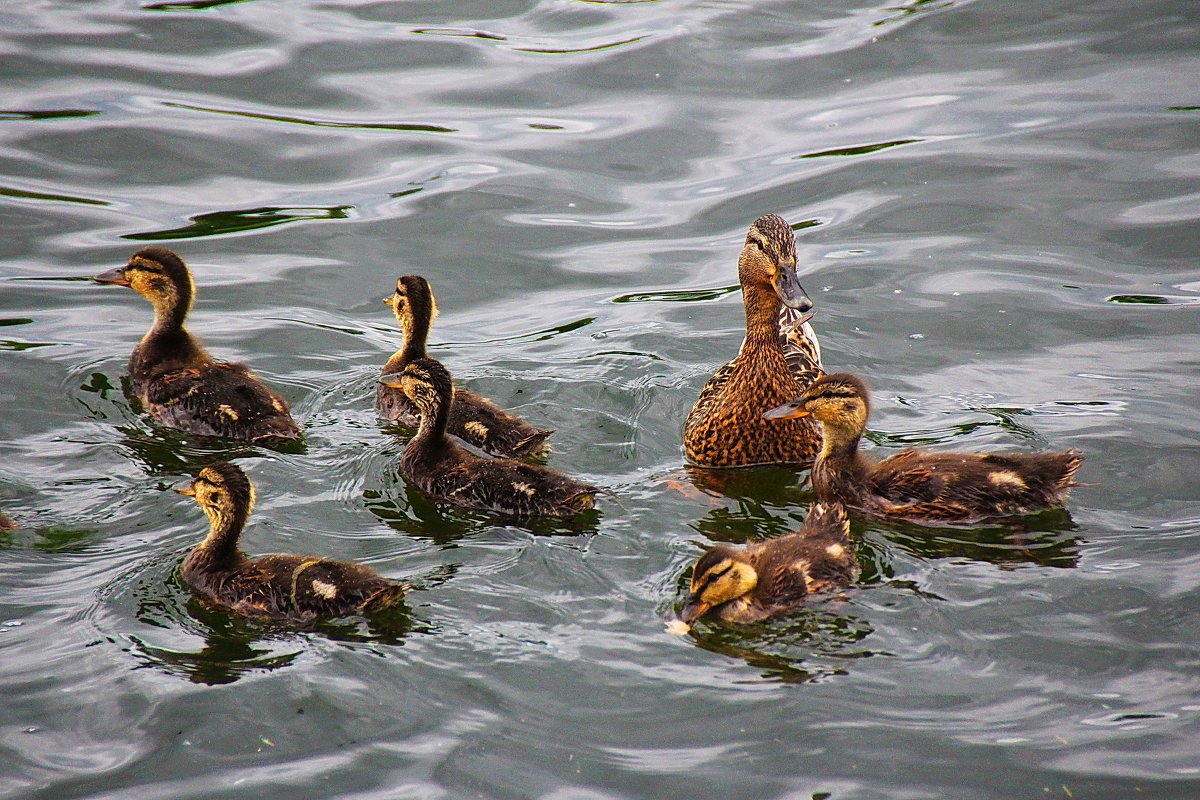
[3,0,1200,797]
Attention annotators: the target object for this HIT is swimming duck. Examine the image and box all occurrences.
[683,214,824,468]
[379,358,600,517]
[178,462,406,621]
[764,373,1085,523]
[94,247,301,444]
[677,502,856,626]
[377,275,552,457]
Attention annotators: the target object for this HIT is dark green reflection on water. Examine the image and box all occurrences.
[128,580,417,684]
[124,205,353,241]
[0,185,109,206]
[144,0,257,10]
[875,510,1081,569]
[611,285,739,304]
[1107,293,1200,306]
[795,139,924,159]
[366,462,602,545]
[686,608,879,684]
[0,109,100,121]
[163,101,457,133]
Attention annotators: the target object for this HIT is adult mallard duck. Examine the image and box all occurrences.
[379,358,599,517]
[683,214,824,468]
[377,275,552,458]
[94,247,301,445]
[178,462,406,621]
[675,502,856,627]
[764,373,1085,524]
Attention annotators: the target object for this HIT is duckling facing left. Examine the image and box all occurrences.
[677,502,857,627]
[178,462,406,622]
[379,358,600,517]
[94,247,301,445]
[764,373,1085,524]
[377,275,552,458]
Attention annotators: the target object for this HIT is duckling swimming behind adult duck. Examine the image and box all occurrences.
[683,214,825,468]
[178,462,406,622]
[676,502,856,627]
[94,247,301,445]
[764,373,1085,524]
[379,358,600,517]
[377,275,552,458]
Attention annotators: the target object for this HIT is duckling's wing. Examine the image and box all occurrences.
[145,362,299,441]
[779,307,823,388]
[871,450,949,503]
[449,387,554,458]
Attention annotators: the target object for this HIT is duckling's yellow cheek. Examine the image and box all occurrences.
[217,404,240,421]
[465,421,490,440]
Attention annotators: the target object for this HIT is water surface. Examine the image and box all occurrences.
[3,0,1200,798]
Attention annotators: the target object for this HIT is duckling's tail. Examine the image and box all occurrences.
[513,429,554,457]
[804,501,850,541]
[359,582,408,613]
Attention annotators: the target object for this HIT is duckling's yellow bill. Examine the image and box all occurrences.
[378,375,405,389]
[174,481,197,497]
[93,266,131,286]
[762,399,810,420]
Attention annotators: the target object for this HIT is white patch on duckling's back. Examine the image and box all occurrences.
[825,543,845,558]
[989,470,1027,488]
[512,482,536,497]
[311,579,338,599]
[217,404,239,420]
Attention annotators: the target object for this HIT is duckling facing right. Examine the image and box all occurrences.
[179,462,406,622]
[676,502,856,627]
[379,358,600,517]
[94,247,301,445]
[764,373,1085,524]
[377,275,552,458]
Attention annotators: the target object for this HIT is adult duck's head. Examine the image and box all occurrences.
[738,214,813,313]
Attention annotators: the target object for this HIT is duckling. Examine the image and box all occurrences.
[377,275,552,457]
[683,214,824,468]
[94,247,301,444]
[0,510,15,532]
[379,358,600,517]
[677,502,856,626]
[764,373,1085,523]
[178,462,405,621]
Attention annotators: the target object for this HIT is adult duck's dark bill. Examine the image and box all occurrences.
[679,594,711,624]
[93,266,131,286]
[762,399,809,420]
[773,266,813,312]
